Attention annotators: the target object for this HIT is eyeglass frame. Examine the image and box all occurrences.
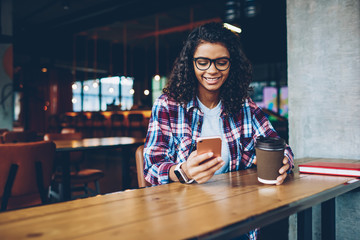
[193,57,231,71]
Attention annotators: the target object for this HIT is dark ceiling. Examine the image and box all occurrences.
[12,0,287,74]
[14,0,223,42]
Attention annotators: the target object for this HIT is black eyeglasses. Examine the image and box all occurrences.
[193,57,231,71]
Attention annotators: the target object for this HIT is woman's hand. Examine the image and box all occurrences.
[253,156,290,185]
[276,157,290,185]
[182,150,224,184]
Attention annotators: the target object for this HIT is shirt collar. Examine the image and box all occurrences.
[186,96,228,117]
[186,96,200,112]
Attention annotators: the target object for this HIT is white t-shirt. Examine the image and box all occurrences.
[197,98,230,174]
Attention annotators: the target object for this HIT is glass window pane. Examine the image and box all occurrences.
[71,76,132,112]
[72,81,82,112]
[121,76,134,110]
[83,79,100,111]
[101,76,120,111]
[72,93,82,112]
[72,81,81,94]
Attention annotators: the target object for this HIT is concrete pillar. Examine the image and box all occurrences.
[287,0,360,239]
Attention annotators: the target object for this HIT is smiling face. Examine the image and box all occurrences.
[193,41,230,101]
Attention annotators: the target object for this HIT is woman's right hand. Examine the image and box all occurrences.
[182,150,224,184]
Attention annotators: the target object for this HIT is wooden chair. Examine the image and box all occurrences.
[127,113,146,138]
[59,114,75,129]
[135,145,151,188]
[90,112,106,137]
[0,129,9,143]
[110,113,125,136]
[44,132,104,201]
[2,130,42,143]
[0,128,8,135]
[74,113,90,137]
[0,141,55,211]
[47,114,61,133]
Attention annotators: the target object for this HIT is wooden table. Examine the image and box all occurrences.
[54,137,145,200]
[0,158,359,239]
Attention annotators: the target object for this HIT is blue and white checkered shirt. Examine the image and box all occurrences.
[144,94,294,185]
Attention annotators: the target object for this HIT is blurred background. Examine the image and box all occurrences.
[2,0,289,141]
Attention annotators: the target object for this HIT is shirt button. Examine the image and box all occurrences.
[197,121,201,125]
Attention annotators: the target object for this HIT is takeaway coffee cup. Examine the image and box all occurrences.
[255,136,286,184]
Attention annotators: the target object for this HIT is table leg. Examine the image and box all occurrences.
[121,144,142,190]
[321,198,335,240]
[59,152,71,201]
[121,146,131,190]
[297,207,312,240]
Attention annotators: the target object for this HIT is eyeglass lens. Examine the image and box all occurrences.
[194,57,230,71]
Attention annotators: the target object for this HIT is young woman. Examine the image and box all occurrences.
[143,21,294,239]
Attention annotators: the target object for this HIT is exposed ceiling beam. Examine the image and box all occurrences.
[136,18,222,40]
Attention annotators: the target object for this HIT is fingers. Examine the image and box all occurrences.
[276,172,287,185]
[188,151,214,167]
[253,157,257,165]
[197,157,224,172]
[283,156,289,165]
[191,157,224,179]
[279,163,290,175]
[279,157,290,175]
[276,157,290,185]
[195,159,224,184]
[186,150,224,183]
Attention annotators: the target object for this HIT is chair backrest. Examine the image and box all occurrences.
[128,113,144,126]
[135,145,151,188]
[0,141,56,211]
[0,129,9,143]
[2,131,41,143]
[111,113,125,125]
[0,128,8,135]
[43,132,83,166]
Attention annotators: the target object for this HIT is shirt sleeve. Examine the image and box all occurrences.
[143,96,176,185]
[249,98,295,172]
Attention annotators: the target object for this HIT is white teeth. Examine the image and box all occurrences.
[205,77,219,81]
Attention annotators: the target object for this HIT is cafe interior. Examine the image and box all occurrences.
[1,0,359,239]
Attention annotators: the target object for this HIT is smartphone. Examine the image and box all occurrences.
[197,136,222,158]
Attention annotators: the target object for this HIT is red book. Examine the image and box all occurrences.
[298,161,360,177]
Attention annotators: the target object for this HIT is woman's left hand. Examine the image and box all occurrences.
[276,157,290,185]
[253,156,290,185]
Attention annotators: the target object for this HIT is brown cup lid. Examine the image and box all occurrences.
[255,136,285,151]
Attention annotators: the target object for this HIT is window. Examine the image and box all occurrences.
[83,79,100,111]
[101,76,120,110]
[72,76,134,112]
[152,75,167,104]
[72,82,82,112]
[120,76,134,110]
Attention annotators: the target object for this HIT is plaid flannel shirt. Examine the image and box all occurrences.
[144,94,294,185]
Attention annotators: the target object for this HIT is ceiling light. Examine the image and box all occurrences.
[223,23,242,33]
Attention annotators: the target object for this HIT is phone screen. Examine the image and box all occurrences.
[197,136,222,158]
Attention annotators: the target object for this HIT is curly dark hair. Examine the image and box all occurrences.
[163,22,253,115]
